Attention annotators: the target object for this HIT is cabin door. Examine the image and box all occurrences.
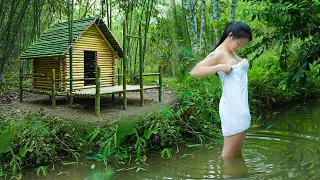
[84,51,97,86]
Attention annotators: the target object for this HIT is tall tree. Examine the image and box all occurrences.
[0,0,31,85]
[210,0,220,46]
[200,0,206,54]
[230,0,237,22]
[181,0,191,46]
[170,0,179,76]
[170,0,179,40]
[188,0,198,53]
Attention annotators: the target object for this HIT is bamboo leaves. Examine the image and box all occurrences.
[244,0,320,86]
[0,126,15,153]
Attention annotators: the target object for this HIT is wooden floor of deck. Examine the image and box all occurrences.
[73,85,159,95]
[23,85,160,96]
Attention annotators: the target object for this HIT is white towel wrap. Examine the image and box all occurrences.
[217,59,251,137]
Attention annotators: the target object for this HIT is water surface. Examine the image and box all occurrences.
[23,100,320,179]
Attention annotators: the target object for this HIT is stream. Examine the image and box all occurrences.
[23,100,320,179]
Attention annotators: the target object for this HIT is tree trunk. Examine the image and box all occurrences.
[210,0,220,46]
[170,0,179,40]
[169,0,179,76]
[142,0,155,65]
[181,0,191,47]
[230,0,237,22]
[189,0,198,53]
[0,0,31,85]
[200,0,206,54]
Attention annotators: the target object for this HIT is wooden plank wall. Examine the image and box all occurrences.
[33,57,62,91]
[64,23,115,91]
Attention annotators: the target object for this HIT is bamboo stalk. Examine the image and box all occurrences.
[52,69,56,108]
[143,73,160,76]
[19,67,23,103]
[68,0,74,105]
[95,67,101,116]
[159,65,162,102]
[139,23,144,107]
[123,20,127,110]
[127,35,141,39]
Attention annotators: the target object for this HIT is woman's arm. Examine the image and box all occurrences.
[190,52,232,78]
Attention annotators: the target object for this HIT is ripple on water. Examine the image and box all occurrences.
[113,130,320,180]
[244,130,320,180]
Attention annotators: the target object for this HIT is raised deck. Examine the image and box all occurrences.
[23,85,160,97]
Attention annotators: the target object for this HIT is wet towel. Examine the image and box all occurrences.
[217,59,251,136]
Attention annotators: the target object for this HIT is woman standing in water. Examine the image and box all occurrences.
[190,22,252,159]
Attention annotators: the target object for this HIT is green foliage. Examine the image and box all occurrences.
[305,61,320,87]
[161,148,172,159]
[36,166,47,177]
[243,0,320,86]
[0,113,97,177]
[0,126,15,153]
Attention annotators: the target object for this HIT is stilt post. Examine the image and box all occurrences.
[19,66,23,103]
[159,65,162,102]
[139,23,144,107]
[51,69,56,108]
[95,67,101,116]
[68,0,74,105]
[123,20,127,110]
[118,67,121,97]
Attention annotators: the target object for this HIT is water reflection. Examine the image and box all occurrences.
[21,100,320,179]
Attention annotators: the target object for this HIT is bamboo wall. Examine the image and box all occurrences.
[33,56,63,91]
[64,23,115,91]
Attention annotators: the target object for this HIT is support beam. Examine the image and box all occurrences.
[159,65,162,102]
[51,69,56,108]
[19,67,23,103]
[123,20,127,110]
[139,23,144,107]
[95,67,101,116]
[118,67,121,97]
[68,0,74,105]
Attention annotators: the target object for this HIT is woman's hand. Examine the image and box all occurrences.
[217,64,233,73]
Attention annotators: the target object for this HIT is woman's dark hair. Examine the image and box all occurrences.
[213,22,252,50]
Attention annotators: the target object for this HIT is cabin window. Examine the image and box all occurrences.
[84,51,97,86]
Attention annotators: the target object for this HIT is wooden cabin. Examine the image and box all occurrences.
[21,17,123,92]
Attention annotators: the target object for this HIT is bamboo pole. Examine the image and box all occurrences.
[109,0,112,30]
[95,67,101,116]
[123,20,127,110]
[51,69,56,108]
[159,65,162,102]
[117,67,121,97]
[139,23,144,107]
[19,67,23,103]
[68,0,74,105]
[117,67,121,85]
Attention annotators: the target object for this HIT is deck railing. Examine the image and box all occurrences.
[19,66,162,116]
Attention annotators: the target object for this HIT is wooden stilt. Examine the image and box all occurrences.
[139,23,144,107]
[95,67,101,116]
[123,20,127,110]
[51,69,56,108]
[118,67,121,97]
[159,65,162,102]
[19,67,23,103]
[112,94,115,102]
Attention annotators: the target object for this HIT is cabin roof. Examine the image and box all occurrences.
[21,17,123,59]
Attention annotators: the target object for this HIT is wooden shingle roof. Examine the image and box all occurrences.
[21,17,123,59]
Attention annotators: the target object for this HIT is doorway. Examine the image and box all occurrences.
[84,51,97,86]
